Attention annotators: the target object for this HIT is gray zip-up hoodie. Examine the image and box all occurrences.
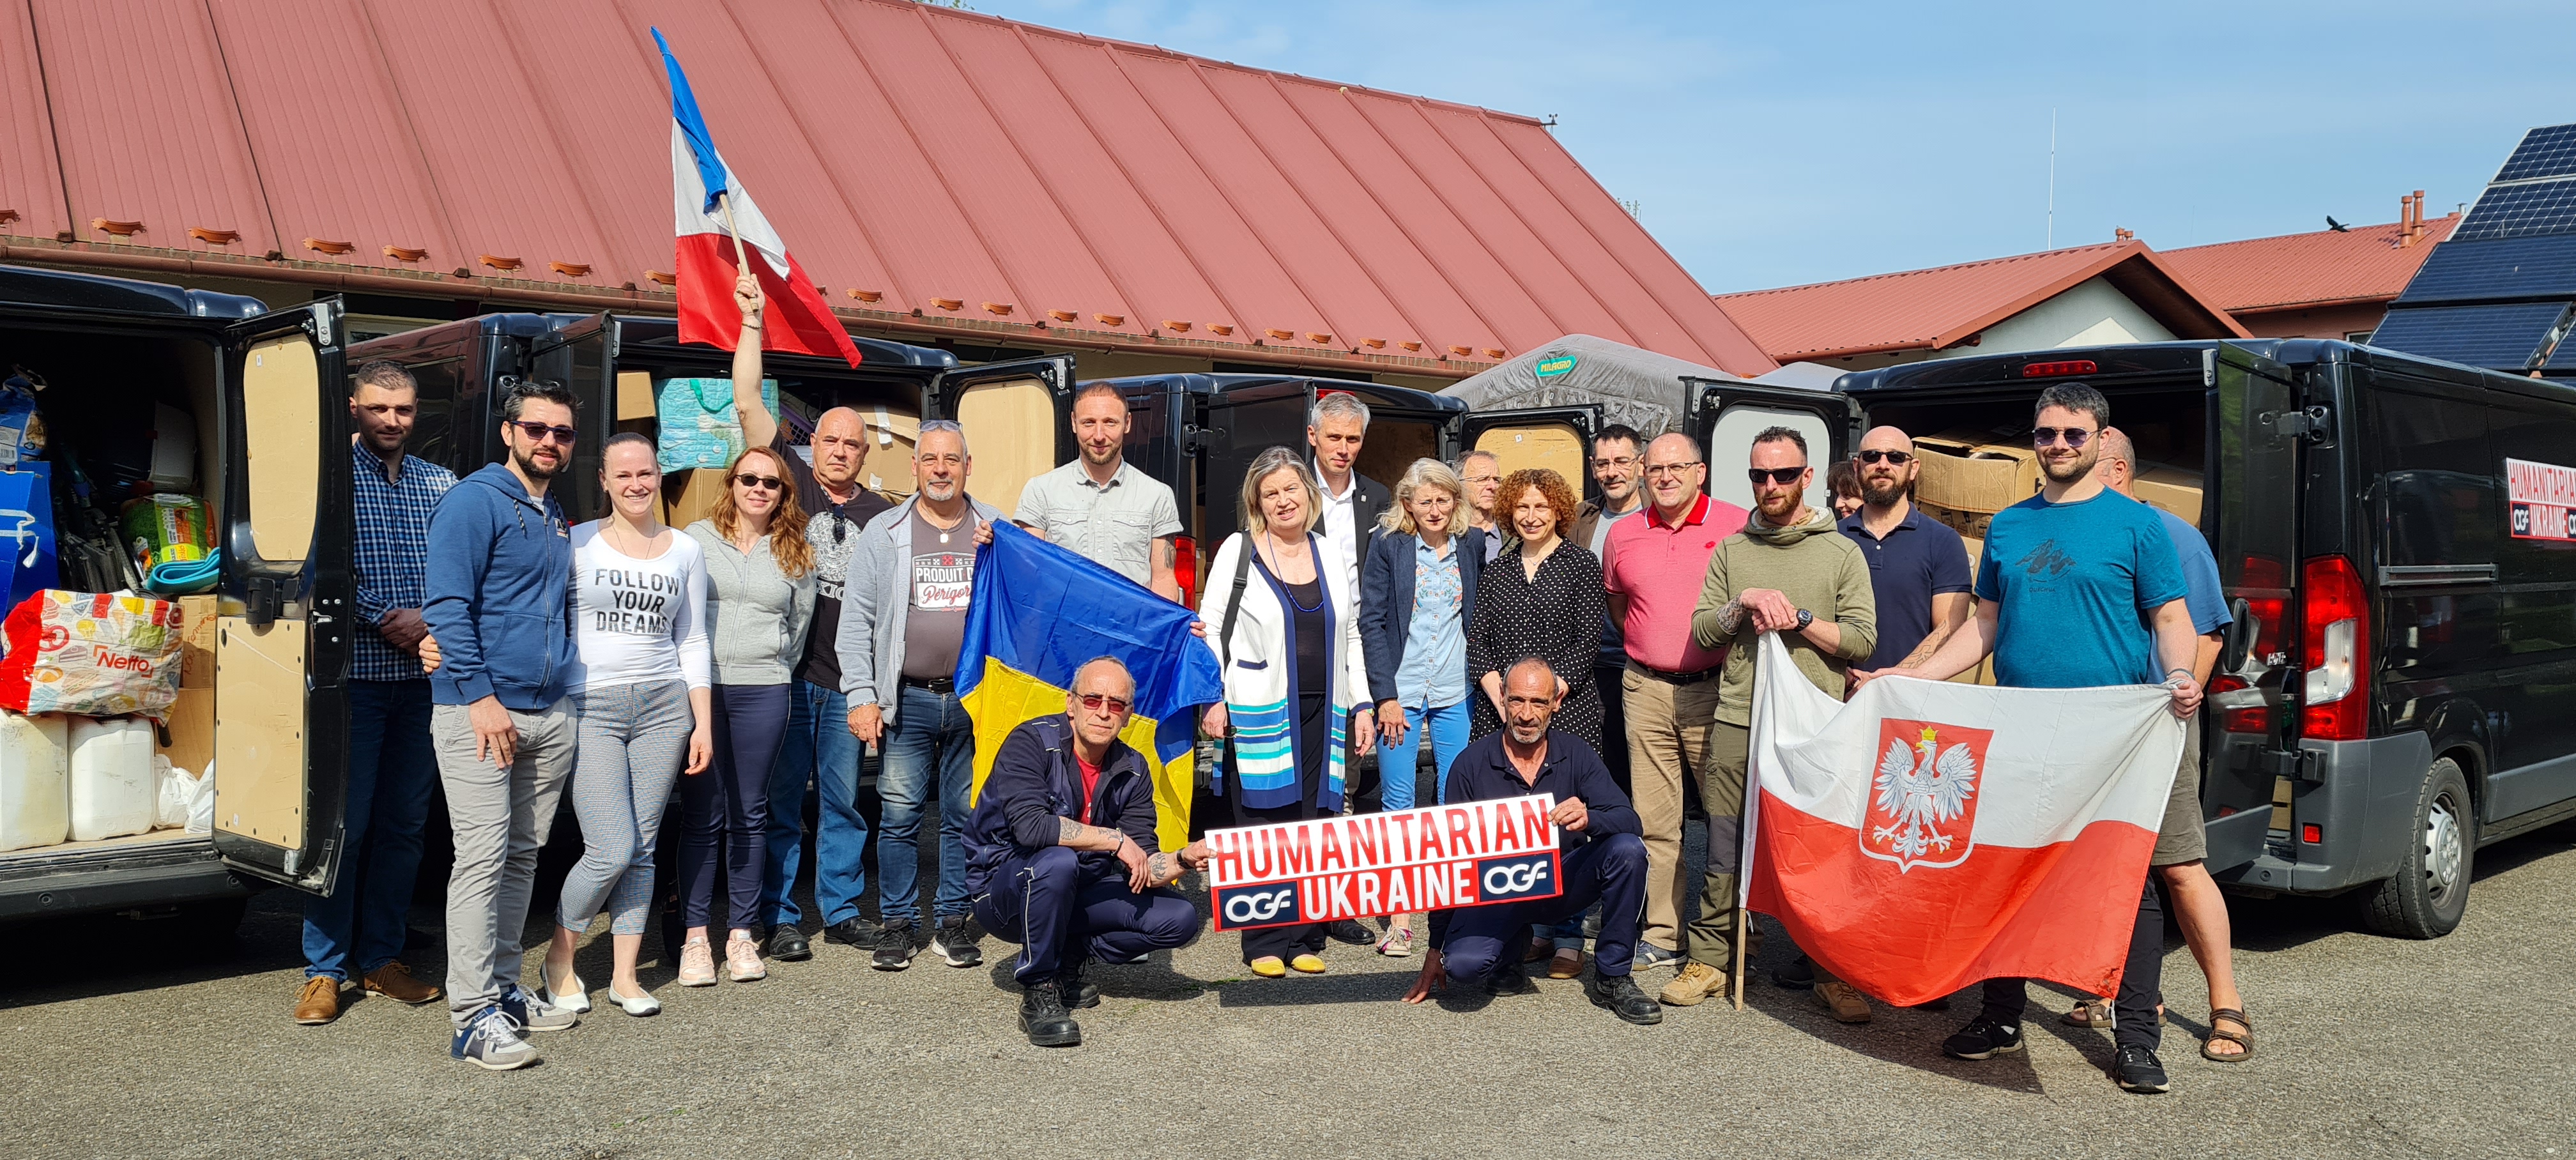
[683,520,817,685]
[837,493,1004,725]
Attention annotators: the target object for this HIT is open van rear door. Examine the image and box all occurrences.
[526,313,620,522]
[1197,381,1312,550]
[211,301,353,893]
[2205,342,2307,871]
[928,356,1076,519]
[1683,377,1862,511]
[1461,406,1600,502]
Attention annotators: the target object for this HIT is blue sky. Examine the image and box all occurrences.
[977,0,2568,293]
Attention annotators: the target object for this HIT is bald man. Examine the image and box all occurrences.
[732,273,897,961]
[1841,426,1973,678]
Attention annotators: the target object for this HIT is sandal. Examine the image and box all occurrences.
[2201,1008,2255,1062]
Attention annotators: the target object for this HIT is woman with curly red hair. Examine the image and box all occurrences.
[1466,468,1606,748]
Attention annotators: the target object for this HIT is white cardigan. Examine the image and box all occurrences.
[1200,531,1372,717]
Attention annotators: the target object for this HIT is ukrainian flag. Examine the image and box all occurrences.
[957,521,1223,851]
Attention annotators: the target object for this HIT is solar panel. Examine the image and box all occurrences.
[2393,235,2576,305]
[2452,178,2576,241]
[2496,124,2576,183]
[2368,301,2570,370]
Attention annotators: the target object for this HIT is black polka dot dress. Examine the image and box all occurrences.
[1467,540,1607,749]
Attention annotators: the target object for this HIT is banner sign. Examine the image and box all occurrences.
[2508,457,2576,542]
[1203,793,1563,931]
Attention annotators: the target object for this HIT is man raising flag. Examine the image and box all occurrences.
[654,27,862,367]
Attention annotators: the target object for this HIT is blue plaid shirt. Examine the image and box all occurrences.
[351,442,457,682]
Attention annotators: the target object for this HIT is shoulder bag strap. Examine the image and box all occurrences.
[1217,533,1254,669]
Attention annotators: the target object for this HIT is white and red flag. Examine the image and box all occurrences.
[1742,634,2183,1007]
[653,28,862,367]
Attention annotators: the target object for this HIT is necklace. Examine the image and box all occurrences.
[1265,531,1324,612]
[921,502,966,545]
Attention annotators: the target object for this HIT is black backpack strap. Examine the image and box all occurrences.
[1216,533,1254,669]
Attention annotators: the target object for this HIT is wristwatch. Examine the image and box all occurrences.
[1795,608,1814,630]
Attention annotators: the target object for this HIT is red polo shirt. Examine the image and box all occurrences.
[1602,494,1748,673]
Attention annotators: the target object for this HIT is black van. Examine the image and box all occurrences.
[0,264,352,937]
[1689,339,2576,938]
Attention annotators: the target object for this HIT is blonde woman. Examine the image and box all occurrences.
[1199,446,1376,977]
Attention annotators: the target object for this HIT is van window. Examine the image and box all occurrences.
[955,376,1054,515]
[1473,421,1585,489]
[1706,403,1832,514]
[241,335,322,563]
[2375,388,2496,570]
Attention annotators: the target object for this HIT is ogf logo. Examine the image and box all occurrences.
[1476,854,1556,901]
[1218,884,1300,927]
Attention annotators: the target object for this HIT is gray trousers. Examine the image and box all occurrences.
[556,681,694,937]
[433,698,578,1028]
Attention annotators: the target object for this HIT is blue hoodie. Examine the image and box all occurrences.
[423,464,575,709]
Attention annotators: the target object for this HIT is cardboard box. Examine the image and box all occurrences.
[2132,461,2205,528]
[1915,428,2041,514]
[177,595,217,688]
[1920,501,1992,540]
[660,468,732,530]
[155,687,213,777]
[616,370,656,422]
[1959,533,1984,581]
[855,406,920,495]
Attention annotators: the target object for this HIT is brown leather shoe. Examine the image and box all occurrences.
[295,976,342,1025]
[362,961,441,1005]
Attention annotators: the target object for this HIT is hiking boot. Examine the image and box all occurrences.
[1585,971,1664,1026]
[1057,958,1100,1009]
[933,915,983,968]
[362,961,440,1005]
[2113,1044,2170,1093]
[1942,1016,2025,1060]
[449,1007,537,1071]
[1659,961,1732,1007]
[295,976,342,1025]
[872,920,917,971]
[1814,979,1874,1023]
[824,916,878,949]
[1020,982,1082,1047]
[766,923,812,962]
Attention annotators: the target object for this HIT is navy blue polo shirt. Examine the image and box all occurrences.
[1839,504,1974,671]
[1441,729,1641,853]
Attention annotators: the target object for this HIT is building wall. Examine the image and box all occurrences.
[2232,302,2386,342]
[1814,276,2180,372]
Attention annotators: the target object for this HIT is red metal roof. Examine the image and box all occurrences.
[1711,240,2249,362]
[0,0,1771,376]
[2158,213,2458,314]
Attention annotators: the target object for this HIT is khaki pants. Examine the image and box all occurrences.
[1683,719,1754,968]
[1621,664,1722,953]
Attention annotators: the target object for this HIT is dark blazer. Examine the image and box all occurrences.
[1356,529,1483,704]
[962,715,1158,895]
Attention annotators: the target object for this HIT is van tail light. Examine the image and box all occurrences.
[1173,535,1199,608]
[2301,555,2369,741]
[2212,675,2266,733]
[2221,555,2288,735]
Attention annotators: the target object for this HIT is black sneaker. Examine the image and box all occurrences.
[1488,968,1538,996]
[1020,982,1082,1047]
[1056,958,1100,1009]
[2112,1044,2170,1094]
[1771,953,1817,991]
[1942,1016,2026,1060]
[1326,919,1374,946]
[933,915,982,968]
[766,923,812,962]
[824,916,879,949]
[1584,971,1665,1026]
[871,920,917,971]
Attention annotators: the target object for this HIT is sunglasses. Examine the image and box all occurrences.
[510,420,578,445]
[2032,426,2095,448]
[1076,693,1131,714]
[733,473,786,491]
[1746,467,1805,486]
[1855,450,1914,465]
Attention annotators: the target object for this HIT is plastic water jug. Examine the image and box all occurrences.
[0,710,67,851]
[67,716,155,841]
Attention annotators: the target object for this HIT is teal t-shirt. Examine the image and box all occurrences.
[1973,488,2188,689]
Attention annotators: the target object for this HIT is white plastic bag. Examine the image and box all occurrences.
[183,757,213,835]
[153,755,194,830]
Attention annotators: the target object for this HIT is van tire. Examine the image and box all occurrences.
[2361,758,2474,939]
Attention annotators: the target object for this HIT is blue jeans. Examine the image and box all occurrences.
[1377,699,1470,812]
[303,679,438,981]
[764,681,869,927]
[877,684,974,924]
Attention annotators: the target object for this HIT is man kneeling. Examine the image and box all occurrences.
[967,657,1207,1046]
[1403,658,1661,1025]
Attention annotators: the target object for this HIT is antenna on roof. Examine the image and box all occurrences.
[1542,114,1560,130]
[2046,108,2057,250]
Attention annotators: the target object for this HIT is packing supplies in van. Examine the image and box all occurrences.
[2131,461,2206,528]
[153,685,211,781]
[1915,428,2042,514]
[66,715,153,841]
[0,462,59,611]
[148,403,197,491]
[120,493,211,577]
[0,710,68,851]
[654,376,779,471]
[858,405,920,494]
[0,590,183,717]
[176,595,216,687]
[0,369,43,467]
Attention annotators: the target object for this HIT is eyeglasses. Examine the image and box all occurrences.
[1855,450,1914,465]
[1643,462,1703,477]
[2032,426,2095,448]
[510,420,578,446]
[733,473,785,491]
[1076,693,1131,714]
[1746,467,1805,486]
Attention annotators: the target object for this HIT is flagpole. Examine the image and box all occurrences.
[717,190,758,344]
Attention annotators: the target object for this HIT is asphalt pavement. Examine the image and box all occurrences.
[5,821,2575,1160]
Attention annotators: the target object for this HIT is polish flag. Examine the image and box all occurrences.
[1740,634,2182,1007]
[654,28,861,367]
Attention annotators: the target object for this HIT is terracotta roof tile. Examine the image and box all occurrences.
[2159,215,2458,314]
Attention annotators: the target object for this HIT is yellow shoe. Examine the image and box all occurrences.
[1249,956,1287,978]
[1289,954,1328,974]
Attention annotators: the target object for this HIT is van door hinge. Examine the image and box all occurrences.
[245,576,283,628]
[2271,406,2330,441]
[1186,424,1221,454]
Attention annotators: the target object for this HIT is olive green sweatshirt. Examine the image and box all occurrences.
[1689,506,1878,726]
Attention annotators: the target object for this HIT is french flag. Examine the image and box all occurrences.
[1741,634,2183,1007]
[654,28,862,367]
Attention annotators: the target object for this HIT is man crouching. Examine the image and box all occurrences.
[967,657,1208,1046]
[1402,658,1660,1025]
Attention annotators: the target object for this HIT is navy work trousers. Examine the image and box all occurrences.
[972,846,1199,984]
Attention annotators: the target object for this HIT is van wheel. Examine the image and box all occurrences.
[2362,757,2474,938]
